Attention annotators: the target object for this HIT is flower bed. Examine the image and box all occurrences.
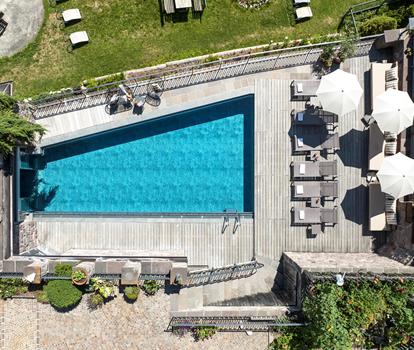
[236,0,270,10]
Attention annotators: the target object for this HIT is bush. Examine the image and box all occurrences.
[44,280,82,310]
[35,290,49,304]
[319,45,335,68]
[193,326,216,341]
[359,16,397,36]
[54,263,72,277]
[124,286,140,302]
[0,279,28,299]
[141,280,161,296]
[90,278,114,299]
[0,93,17,112]
[87,293,104,310]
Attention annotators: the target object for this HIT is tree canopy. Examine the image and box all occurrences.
[0,94,45,155]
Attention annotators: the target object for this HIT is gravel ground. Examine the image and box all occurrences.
[1,290,272,350]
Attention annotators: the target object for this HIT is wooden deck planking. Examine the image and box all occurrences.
[34,218,254,267]
[254,54,387,262]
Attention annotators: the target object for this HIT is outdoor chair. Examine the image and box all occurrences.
[162,0,175,14]
[62,9,82,26]
[292,181,338,199]
[68,31,89,52]
[192,0,206,12]
[292,207,338,225]
[293,0,310,5]
[385,140,397,156]
[291,80,320,100]
[291,161,337,178]
[295,6,313,21]
[293,133,340,153]
[0,19,7,37]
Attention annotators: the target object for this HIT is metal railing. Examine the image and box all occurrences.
[184,260,264,287]
[24,36,379,120]
[167,316,304,332]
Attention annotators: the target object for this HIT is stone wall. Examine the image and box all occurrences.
[18,221,38,254]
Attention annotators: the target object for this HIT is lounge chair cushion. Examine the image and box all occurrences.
[296,7,313,19]
[70,31,89,46]
[62,9,81,24]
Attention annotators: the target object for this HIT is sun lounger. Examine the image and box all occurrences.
[291,80,320,100]
[293,133,340,152]
[293,207,338,225]
[62,9,82,25]
[292,110,338,126]
[291,161,337,178]
[295,6,313,21]
[70,31,89,47]
[368,123,385,172]
[294,0,310,5]
[292,181,338,199]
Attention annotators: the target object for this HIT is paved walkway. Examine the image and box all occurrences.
[1,291,271,350]
[0,0,44,57]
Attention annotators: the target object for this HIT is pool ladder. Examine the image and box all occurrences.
[221,209,241,234]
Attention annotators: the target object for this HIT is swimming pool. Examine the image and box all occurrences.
[20,95,254,213]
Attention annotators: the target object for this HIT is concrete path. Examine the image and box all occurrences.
[0,0,44,57]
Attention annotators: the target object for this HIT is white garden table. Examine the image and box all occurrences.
[174,0,192,9]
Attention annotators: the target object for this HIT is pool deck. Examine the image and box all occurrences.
[25,52,389,267]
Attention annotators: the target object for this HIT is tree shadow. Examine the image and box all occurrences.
[28,176,59,211]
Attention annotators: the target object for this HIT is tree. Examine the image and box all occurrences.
[0,94,45,155]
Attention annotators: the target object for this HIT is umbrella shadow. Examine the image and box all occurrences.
[340,184,367,226]
[337,128,367,172]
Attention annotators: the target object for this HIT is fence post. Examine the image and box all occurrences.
[242,56,250,75]
[273,53,280,69]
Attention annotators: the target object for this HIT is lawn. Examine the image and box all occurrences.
[0,0,362,98]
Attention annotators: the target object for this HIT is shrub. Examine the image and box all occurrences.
[359,16,397,36]
[87,293,104,310]
[54,263,72,277]
[141,280,161,296]
[0,278,28,299]
[35,290,49,304]
[124,286,140,302]
[45,280,82,310]
[319,45,335,68]
[337,38,357,62]
[193,326,216,341]
[90,278,115,299]
[0,93,17,112]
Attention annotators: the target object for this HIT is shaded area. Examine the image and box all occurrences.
[20,170,58,211]
[337,128,366,169]
[340,184,367,225]
[205,291,290,307]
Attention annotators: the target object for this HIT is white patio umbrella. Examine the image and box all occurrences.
[372,89,414,134]
[377,153,414,199]
[316,69,363,116]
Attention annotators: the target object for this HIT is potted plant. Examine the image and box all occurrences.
[71,269,87,286]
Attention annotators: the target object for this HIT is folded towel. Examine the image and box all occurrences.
[297,112,304,121]
[299,163,306,174]
[299,210,305,220]
[297,83,303,93]
[297,137,304,147]
[296,185,304,195]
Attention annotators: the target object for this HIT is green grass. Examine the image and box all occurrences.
[0,0,362,98]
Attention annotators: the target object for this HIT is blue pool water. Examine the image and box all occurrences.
[21,95,254,213]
